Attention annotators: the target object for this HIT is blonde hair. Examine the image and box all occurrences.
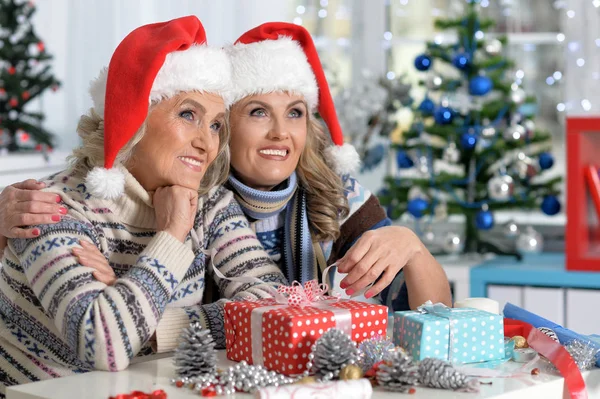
[68,104,231,197]
[297,117,349,242]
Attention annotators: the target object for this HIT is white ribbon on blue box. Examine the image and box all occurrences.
[393,301,505,364]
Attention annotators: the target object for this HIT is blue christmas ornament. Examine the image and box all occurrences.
[396,150,414,169]
[475,209,494,230]
[414,54,432,71]
[418,98,435,116]
[460,132,477,150]
[539,152,554,170]
[407,198,429,219]
[452,52,470,70]
[362,144,386,171]
[541,195,561,215]
[434,106,454,125]
[469,75,493,96]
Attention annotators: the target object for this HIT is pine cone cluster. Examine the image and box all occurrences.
[418,358,470,390]
[311,329,359,378]
[173,322,217,379]
[376,350,419,392]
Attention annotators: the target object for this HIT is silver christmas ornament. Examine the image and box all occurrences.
[523,119,536,139]
[443,142,461,163]
[485,39,503,56]
[512,154,539,180]
[417,155,430,175]
[434,201,448,221]
[426,74,444,90]
[443,232,464,254]
[502,220,520,238]
[510,87,527,105]
[481,125,497,139]
[488,174,514,201]
[421,227,436,246]
[516,226,543,253]
[503,124,527,142]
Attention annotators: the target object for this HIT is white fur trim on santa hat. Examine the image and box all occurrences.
[226,37,318,109]
[325,143,361,175]
[85,167,126,200]
[89,45,233,116]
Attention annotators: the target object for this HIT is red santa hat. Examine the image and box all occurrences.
[85,15,232,199]
[227,22,360,175]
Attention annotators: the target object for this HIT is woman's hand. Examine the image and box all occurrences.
[72,240,117,285]
[153,186,198,243]
[0,179,66,251]
[337,226,425,299]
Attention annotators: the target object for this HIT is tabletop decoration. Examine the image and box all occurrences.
[173,322,217,379]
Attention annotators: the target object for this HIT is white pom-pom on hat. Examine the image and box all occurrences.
[325,143,361,175]
[85,167,126,200]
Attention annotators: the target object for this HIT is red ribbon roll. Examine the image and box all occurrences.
[504,318,587,399]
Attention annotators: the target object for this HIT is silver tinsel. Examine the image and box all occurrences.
[376,350,419,392]
[543,340,600,373]
[357,337,396,373]
[172,360,297,395]
[307,328,359,380]
[418,358,475,391]
[564,340,600,371]
[173,322,217,379]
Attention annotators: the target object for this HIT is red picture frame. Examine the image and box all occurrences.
[566,117,600,271]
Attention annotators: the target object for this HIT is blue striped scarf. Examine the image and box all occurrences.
[228,172,315,283]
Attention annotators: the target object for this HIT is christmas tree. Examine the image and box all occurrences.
[0,0,60,152]
[378,1,561,255]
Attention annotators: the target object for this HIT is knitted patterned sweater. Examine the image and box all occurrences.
[0,167,286,395]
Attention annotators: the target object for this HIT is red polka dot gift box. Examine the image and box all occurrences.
[224,298,388,375]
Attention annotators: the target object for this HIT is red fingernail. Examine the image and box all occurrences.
[55,195,61,203]
[365,291,373,299]
[52,215,60,222]
[340,282,348,289]
[58,207,67,215]
[32,228,40,236]
[346,289,354,296]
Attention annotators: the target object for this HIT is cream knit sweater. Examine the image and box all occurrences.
[0,166,286,396]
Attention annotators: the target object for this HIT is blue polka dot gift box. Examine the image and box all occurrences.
[393,302,505,364]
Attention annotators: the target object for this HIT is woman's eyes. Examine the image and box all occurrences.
[210,121,223,133]
[179,110,194,121]
[250,108,267,117]
[250,108,304,118]
[289,108,304,118]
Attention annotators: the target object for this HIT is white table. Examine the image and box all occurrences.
[7,351,600,399]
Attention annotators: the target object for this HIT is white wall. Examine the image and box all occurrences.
[31,0,290,151]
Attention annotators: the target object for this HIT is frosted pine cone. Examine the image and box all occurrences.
[376,350,419,392]
[418,358,470,390]
[173,322,217,379]
[310,329,359,379]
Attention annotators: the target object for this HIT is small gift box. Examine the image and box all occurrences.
[224,281,388,375]
[394,302,505,364]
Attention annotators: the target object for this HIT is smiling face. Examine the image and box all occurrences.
[229,92,308,191]
[126,91,225,192]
